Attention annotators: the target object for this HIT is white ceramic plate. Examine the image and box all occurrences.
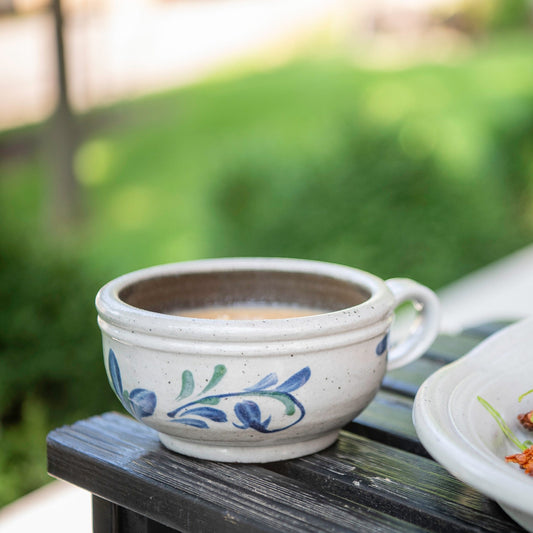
[413,317,533,532]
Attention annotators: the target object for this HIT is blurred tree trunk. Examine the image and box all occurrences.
[48,0,82,229]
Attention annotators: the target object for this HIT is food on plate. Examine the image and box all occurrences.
[518,389,533,431]
[478,391,533,476]
[505,447,533,475]
[518,411,533,431]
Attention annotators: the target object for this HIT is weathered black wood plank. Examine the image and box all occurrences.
[48,413,426,533]
[266,430,523,533]
[462,321,514,339]
[382,356,442,397]
[381,327,503,398]
[92,496,115,533]
[48,412,524,533]
[93,496,180,533]
[347,390,425,456]
[423,333,483,364]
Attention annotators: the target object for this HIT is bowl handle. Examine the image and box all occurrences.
[384,278,440,370]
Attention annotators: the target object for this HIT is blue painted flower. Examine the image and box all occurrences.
[233,400,272,432]
[129,388,157,418]
[107,349,157,418]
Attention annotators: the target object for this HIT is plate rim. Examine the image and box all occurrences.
[413,317,533,514]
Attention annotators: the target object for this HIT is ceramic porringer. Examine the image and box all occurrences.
[96,258,440,462]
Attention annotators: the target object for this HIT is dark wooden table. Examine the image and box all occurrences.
[47,322,526,532]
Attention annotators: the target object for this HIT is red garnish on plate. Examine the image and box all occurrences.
[478,395,533,477]
[506,446,533,475]
[518,411,533,431]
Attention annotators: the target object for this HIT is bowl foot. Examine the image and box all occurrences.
[158,430,340,463]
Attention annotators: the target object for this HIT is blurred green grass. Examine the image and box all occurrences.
[1,33,532,279]
[1,31,533,506]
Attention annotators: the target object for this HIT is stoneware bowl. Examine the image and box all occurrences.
[96,257,440,462]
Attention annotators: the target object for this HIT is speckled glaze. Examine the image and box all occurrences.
[96,258,440,462]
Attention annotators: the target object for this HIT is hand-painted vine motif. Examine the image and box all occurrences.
[107,349,157,419]
[167,366,311,433]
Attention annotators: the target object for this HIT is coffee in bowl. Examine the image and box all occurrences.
[174,304,325,320]
[96,257,440,462]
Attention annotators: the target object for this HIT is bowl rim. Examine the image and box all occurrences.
[95,257,394,342]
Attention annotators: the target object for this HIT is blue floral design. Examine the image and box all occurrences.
[167,366,311,433]
[108,349,156,419]
[234,401,272,432]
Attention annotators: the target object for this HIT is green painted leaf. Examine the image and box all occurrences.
[176,370,195,400]
[201,365,227,394]
[197,397,221,405]
[264,392,295,416]
[121,389,133,415]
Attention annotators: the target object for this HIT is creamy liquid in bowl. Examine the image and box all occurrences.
[174,304,325,320]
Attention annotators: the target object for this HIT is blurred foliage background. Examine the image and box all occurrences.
[1,0,533,507]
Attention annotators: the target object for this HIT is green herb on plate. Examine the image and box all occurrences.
[478,395,533,476]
